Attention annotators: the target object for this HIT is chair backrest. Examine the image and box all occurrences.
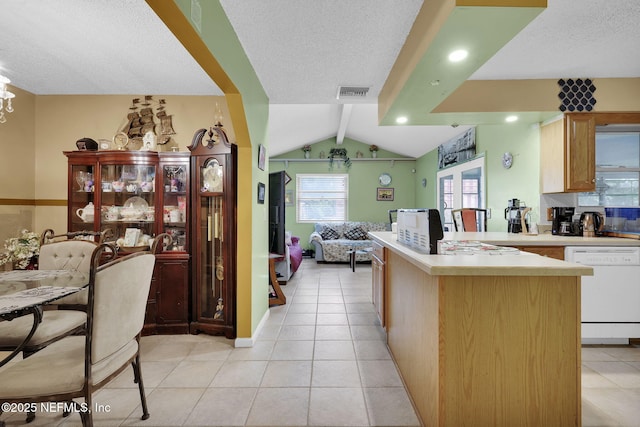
[38,240,99,273]
[86,244,155,365]
[452,208,487,232]
[150,233,172,255]
[40,228,111,246]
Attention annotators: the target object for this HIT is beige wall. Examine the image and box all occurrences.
[0,86,37,244]
[1,92,230,243]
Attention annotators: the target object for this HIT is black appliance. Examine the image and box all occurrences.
[426,209,444,254]
[268,171,286,255]
[551,207,579,235]
[396,208,443,254]
[504,199,529,233]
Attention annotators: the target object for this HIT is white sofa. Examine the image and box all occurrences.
[309,221,387,263]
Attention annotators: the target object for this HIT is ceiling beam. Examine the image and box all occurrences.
[378,0,546,126]
[336,104,353,145]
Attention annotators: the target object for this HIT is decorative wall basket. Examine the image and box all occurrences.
[558,78,596,112]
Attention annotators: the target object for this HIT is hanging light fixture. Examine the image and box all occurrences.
[0,74,15,124]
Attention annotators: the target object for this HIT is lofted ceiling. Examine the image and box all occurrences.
[2,0,639,158]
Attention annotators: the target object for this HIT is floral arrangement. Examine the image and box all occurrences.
[369,145,379,152]
[0,229,40,269]
[302,145,312,152]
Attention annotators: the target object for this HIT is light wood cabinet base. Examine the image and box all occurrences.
[387,251,581,426]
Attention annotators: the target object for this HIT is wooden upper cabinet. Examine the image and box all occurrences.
[565,114,596,191]
[540,113,596,193]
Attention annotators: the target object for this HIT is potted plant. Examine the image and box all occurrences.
[0,229,40,270]
[302,145,312,159]
[328,148,352,170]
[369,144,379,158]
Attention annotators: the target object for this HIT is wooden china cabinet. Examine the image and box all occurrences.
[64,150,190,334]
[188,126,237,339]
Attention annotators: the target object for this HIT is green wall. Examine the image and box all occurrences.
[414,123,541,231]
[415,149,439,210]
[479,123,541,230]
[270,137,416,249]
[173,0,270,336]
[270,123,542,243]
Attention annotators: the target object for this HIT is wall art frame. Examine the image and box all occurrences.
[437,127,476,169]
[285,189,294,206]
[376,187,394,201]
[258,144,266,171]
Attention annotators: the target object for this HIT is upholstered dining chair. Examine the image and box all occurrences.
[38,229,109,309]
[0,230,115,422]
[452,208,488,232]
[0,243,156,427]
[150,232,172,255]
[0,230,117,356]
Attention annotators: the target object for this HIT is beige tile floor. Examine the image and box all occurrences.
[2,258,640,426]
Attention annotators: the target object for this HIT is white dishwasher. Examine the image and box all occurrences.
[565,246,640,344]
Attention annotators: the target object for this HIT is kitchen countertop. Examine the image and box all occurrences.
[369,232,593,277]
[442,231,640,247]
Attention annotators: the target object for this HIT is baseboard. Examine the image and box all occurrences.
[234,307,270,348]
[581,338,630,345]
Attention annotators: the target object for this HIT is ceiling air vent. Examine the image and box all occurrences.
[337,86,370,100]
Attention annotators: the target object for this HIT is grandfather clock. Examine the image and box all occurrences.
[188,123,237,338]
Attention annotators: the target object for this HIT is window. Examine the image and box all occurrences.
[437,156,485,231]
[296,174,348,222]
[579,127,640,207]
[461,166,482,208]
[439,174,453,229]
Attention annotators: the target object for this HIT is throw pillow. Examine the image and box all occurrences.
[320,227,340,240]
[344,226,368,240]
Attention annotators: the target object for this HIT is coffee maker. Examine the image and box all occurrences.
[551,207,577,235]
[504,199,528,233]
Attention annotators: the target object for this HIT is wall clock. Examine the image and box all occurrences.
[502,152,513,169]
[379,173,392,186]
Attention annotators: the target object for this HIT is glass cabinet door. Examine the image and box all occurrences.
[197,158,225,321]
[69,163,96,233]
[197,194,226,320]
[100,163,156,249]
[162,163,188,251]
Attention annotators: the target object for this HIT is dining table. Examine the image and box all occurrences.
[0,269,89,367]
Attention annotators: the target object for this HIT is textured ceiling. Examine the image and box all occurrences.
[1,0,221,96]
[218,0,423,104]
[470,1,640,80]
[2,0,639,158]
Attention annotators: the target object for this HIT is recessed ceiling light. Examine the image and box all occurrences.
[448,49,468,62]
[396,116,408,124]
[505,115,518,123]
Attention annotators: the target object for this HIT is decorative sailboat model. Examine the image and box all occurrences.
[117,96,175,150]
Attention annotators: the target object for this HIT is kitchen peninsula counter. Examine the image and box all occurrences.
[443,231,640,247]
[369,232,592,427]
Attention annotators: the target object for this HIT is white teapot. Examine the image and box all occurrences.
[76,202,95,222]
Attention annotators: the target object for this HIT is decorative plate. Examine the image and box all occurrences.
[121,196,149,220]
[379,173,392,186]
